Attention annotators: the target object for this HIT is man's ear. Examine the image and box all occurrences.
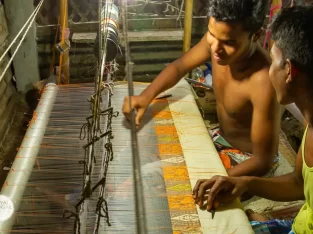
[252,28,264,42]
[285,59,294,83]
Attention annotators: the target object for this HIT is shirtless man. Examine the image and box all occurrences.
[123,0,280,177]
[193,6,313,233]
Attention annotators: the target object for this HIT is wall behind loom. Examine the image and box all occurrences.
[35,0,272,84]
[0,3,17,148]
[35,0,209,83]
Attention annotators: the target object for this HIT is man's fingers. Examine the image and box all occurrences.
[192,179,206,200]
[122,95,149,127]
[135,108,145,126]
[197,179,216,208]
[193,176,239,211]
[211,178,245,208]
[213,200,220,209]
[122,96,137,124]
[122,96,131,116]
[206,177,226,211]
[124,112,131,124]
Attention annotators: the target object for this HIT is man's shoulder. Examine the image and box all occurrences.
[249,48,272,85]
[250,48,271,80]
[250,66,271,85]
[248,54,277,105]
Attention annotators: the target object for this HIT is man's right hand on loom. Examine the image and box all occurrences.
[122,95,149,126]
[192,176,249,211]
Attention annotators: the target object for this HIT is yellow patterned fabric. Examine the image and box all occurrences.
[165,80,254,233]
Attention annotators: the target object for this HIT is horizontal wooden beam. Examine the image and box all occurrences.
[125,30,183,41]
[72,32,97,43]
[71,30,185,45]
[36,17,208,37]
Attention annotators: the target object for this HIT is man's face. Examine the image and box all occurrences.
[269,43,293,105]
[207,17,252,65]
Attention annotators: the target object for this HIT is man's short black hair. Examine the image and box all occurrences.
[270,5,313,76]
[207,0,269,34]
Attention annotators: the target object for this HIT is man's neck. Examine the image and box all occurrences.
[295,86,313,127]
[229,43,258,72]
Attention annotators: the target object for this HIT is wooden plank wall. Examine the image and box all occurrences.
[0,3,17,148]
[36,17,208,83]
[36,0,271,84]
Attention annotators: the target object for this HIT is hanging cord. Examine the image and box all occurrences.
[69,2,119,233]
[0,0,45,83]
[50,17,60,73]
[0,0,44,64]
[177,0,184,26]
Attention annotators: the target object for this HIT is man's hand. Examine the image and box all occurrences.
[122,33,211,127]
[122,95,150,126]
[192,176,249,211]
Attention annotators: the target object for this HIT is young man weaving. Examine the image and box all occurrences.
[193,5,313,233]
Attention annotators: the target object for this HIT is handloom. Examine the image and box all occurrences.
[0,80,254,234]
[0,0,254,233]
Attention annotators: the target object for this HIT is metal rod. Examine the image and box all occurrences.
[0,84,58,233]
[98,0,102,64]
[121,0,147,233]
[183,0,194,53]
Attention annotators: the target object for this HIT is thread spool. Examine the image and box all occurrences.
[95,2,119,62]
[102,3,119,24]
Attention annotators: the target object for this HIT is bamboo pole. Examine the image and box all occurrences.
[58,0,70,84]
[183,0,193,53]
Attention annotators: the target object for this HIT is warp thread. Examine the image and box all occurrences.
[65,79,118,233]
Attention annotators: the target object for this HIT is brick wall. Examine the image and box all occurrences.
[0,3,17,147]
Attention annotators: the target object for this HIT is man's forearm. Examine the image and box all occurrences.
[244,173,304,202]
[227,156,270,177]
[140,62,184,102]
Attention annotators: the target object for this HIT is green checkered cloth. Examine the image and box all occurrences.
[251,219,294,234]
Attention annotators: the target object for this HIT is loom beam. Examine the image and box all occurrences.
[0,84,58,233]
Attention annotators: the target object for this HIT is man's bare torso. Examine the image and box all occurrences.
[211,47,271,153]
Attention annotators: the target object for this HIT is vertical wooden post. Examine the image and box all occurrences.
[59,0,70,84]
[4,0,40,92]
[183,0,194,53]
